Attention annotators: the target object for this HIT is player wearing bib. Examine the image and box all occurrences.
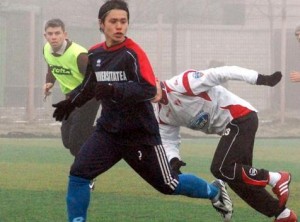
[43,19,100,156]
[44,42,86,94]
[154,66,297,222]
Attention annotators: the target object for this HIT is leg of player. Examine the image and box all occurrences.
[126,144,234,221]
[211,179,233,222]
[268,171,298,222]
[66,175,91,222]
[274,208,298,222]
[268,171,291,208]
[173,174,233,221]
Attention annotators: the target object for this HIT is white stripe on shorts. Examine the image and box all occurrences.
[154,144,179,190]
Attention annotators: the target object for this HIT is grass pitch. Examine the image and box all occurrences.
[0,138,299,222]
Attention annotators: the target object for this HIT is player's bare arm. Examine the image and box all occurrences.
[289,71,300,82]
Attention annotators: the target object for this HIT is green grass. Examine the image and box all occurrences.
[0,138,299,222]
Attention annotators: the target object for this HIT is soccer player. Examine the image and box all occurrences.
[289,25,300,83]
[153,66,298,222]
[43,18,100,156]
[52,1,233,221]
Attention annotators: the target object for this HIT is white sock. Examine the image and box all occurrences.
[268,172,281,187]
[277,208,291,219]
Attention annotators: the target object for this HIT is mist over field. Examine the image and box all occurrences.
[1,0,300,137]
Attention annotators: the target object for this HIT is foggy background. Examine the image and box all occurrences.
[0,0,300,138]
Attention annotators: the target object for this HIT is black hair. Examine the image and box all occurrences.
[44,18,65,32]
[98,0,129,23]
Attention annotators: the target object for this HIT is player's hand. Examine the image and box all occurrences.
[43,83,54,95]
[290,71,300,82]
[151,79,162,103]
[95,83,114,100]
[52,99,76,121]
[170,157,187,174]
[256,71,282,87]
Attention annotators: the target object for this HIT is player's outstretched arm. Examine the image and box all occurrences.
[256,71,282,87]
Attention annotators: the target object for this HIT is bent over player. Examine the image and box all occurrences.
[51,1,233,221]
[43,18,100,156]
[152,66,297,222]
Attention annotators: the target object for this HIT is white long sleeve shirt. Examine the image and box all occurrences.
[157,66,258,161]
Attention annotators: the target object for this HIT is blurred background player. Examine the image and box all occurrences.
[43,18,100,156]
[52,1,233,221]
[153,66,297,222]
[289,25,300,83]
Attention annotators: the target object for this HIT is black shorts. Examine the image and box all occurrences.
[61,98,100,155]
[211,111,264,180]
[70,129,179,194]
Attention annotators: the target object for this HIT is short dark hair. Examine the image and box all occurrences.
[44,18,65,32]
[98,0,129,23]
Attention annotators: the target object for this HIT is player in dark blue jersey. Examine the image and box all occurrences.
[52,1,233,221]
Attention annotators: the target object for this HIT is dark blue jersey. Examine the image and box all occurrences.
[70,38,161,146]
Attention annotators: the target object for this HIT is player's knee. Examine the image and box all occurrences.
[69,148,79,156]
[68,143,81,156]
[70,171,94,181]
[210,164,223,179]
[68,141,83,156]
[61,137,71,150]
[154,183,176,195]
[158,188,175,195]
[211,163,236,181]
